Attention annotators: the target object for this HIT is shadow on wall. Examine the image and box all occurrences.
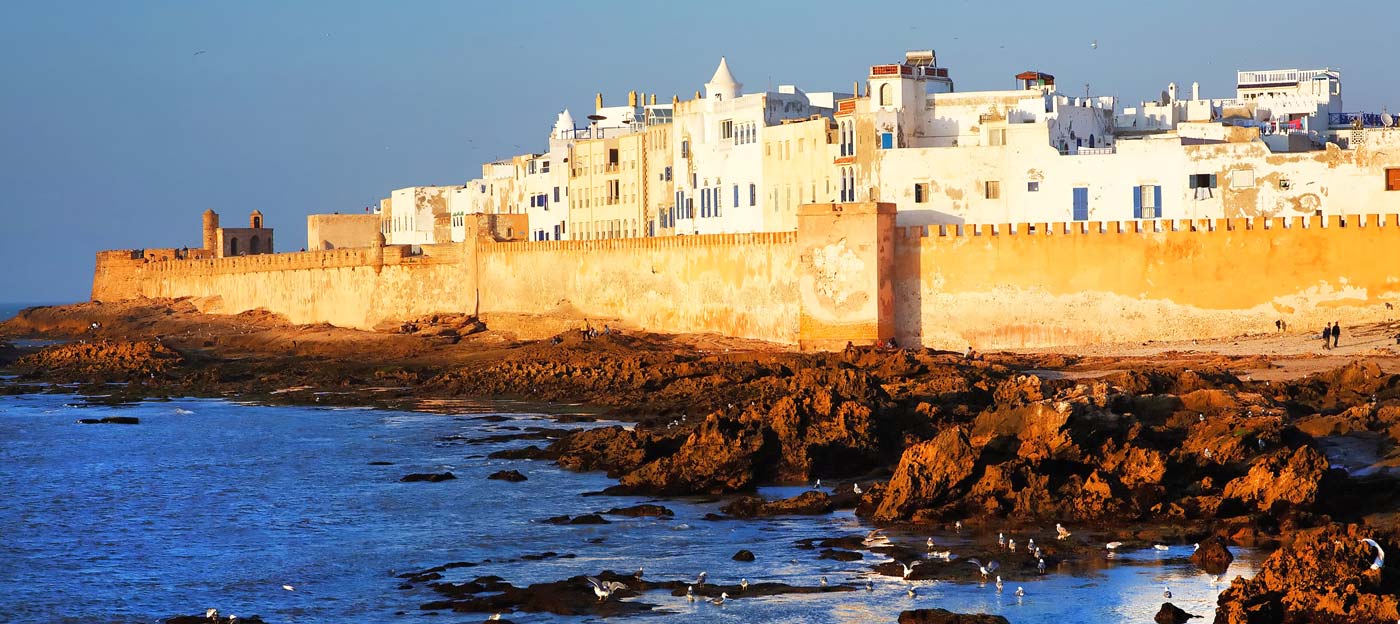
[895,208,966,228]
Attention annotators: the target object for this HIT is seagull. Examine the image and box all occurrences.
[995,575,1004,591]
[205,608,218,621]
[193,50,207,56]
[1154,544,1170,551]
[1037,558,1047,574]
[968,558,1000,580]
[864,529,890,547]
[853,482,863,494]
[1057,523,1072,540]
[1105,542,1123,550]
[1033,546,1043,559]
[1199,413,1205,423]
[696,571,708,586]
[955,520,963,532]
[710,592,729,605]
[927,537,936,550]
[740,578,749,591]
[1008,539,1017,552]
[1192,543,1200,552]
[1027,538,1036,551]
[634,566,644,579]
[820,575,829,587]
[900,561,919,579]
[281,585,295,592]
[929,550,954,561]
[489,614,502,621]
[1090,40,1098,50]
[998,532,1006,547]
[687,585,696,602]
[1163,586,1172,599]
[1015,586,1026,597]
[1362,538,1386,570]
[585,576,628,601]
[866,580,874,591]
[907,586,917,598]
[813,479,822,490]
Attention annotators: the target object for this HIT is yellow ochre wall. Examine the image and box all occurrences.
[92,210,1400,350]
[897,215,1400,349]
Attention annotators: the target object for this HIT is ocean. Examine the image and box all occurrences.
[0,394,1258,623]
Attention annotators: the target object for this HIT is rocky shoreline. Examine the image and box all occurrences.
[3,299,1399,622]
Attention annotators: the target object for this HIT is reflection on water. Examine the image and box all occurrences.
[0,395,1259,623]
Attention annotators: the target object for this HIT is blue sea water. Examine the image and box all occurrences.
[0,395,1260,623]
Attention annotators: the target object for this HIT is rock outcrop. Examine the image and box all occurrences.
[1214,524,1398,624]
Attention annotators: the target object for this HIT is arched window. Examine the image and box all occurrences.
[229,237,240,256]
[252,215,262,228]
[250,235,260,254]
[879,83,892,106]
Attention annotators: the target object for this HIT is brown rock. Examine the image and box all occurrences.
[721,491,832,518]
[1153,602,1199,624]
[618,414,767,494]
[488,470,528,482]
[897,608,1011,624]
[601,504,673,517]
[1215,524,1398,624]
[1221,446,1329,513]
[401,472,456,483]
[731,549,755,562]
[1189,535,1234,575]
[874,428,978,522]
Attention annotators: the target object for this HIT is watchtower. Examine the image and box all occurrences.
[202,209,219,251]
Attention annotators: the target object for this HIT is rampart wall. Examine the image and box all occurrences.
[895,214,1400,349]
[92,208,1400,350]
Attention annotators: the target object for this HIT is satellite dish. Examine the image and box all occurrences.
[587,114,607,121]
[1383,112,1394,128]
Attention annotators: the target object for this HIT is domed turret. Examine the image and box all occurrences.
[553,109,576,139]
[705,57,742,101]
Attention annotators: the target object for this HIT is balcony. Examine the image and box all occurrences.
[1329,112,1392,129]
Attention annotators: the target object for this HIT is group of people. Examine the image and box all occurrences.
[1321,321,1343,350]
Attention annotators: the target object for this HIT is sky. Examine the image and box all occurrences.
[2,0,1396,304]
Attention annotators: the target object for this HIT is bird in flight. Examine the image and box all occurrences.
[193,50,207,56]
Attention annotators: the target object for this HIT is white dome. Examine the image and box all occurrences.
[553,109,576,138]
[705,57,742,101]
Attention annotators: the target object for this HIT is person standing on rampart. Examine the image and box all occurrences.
[1323,323,1333,350]
[1332,322,1342,348]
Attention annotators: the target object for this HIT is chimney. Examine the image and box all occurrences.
[628,90,637,107]
[595,92,603,110]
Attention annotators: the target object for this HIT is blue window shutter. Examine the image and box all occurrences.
[1188,175,1198,189]
[1073,187,1089,221]
[1132,187,1142,219]
[1209,174,1218,188]
[734,185,739,208]
[1154,185,1163,218]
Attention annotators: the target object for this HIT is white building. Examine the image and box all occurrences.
[667,57,847,235]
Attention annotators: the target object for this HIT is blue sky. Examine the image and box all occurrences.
[2,0,1395,303]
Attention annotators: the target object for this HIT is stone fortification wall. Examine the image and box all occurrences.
[93,232,800,341]
[895,214,1400,349]
[92,207,1400,350]
[479,232,799,342]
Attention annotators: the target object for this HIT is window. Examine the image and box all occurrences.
[681,140,689,158]
[880,132,894,149]
[1027,181,1040,192]
[1189,173,1217,199]
[1134,185,1162,219]
[1387,168,1400,191]
[879,83,892,106]
[541,160,550,173]
[720,119,733,140]
[914,183,928,203]
[553,186,560,203]
[984,180,1001,200]
[1231,169,1254,189]
[733,184,739,208]
[1072,187,1089,221]
[989,128,1007,146]
[749,183,757,206]
[664,166,672,181]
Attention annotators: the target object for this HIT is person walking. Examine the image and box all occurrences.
[1323,322,1333,350]
[1332,322,1342,348]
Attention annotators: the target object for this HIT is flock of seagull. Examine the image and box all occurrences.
[565,520,1388,615]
